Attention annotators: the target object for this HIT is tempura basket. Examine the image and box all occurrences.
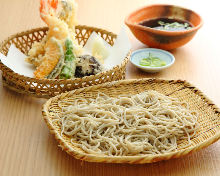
[0,26,129,98]
[42,78,220,164]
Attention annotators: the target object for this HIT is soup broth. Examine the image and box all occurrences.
[139,17,193,31]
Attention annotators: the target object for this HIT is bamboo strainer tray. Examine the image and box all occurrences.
[43,78,220,164]
[0,26,129,98]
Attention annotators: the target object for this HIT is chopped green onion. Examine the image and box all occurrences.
[157,20,192,31]
[139,53,166,67]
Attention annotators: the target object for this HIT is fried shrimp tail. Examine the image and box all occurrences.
[27,0,83,79]
[34,0,69,78]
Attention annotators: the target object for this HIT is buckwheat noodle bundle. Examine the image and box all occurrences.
[55,90,198,156]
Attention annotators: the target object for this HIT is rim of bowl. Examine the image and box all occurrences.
[130,48,175,70]
[125,4,203,36]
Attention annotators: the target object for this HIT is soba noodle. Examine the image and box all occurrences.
[54,90,198,156]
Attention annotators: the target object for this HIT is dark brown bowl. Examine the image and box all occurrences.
[125,4,203,50]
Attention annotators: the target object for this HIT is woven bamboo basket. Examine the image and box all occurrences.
[42,78,220,164]
[0,26,129,98]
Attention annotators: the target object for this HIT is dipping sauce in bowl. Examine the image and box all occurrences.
[125,4,203,50]
[139,17,193,31]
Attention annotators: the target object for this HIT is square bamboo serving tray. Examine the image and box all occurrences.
[42,78,220,164]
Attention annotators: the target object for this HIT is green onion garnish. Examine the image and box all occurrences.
[139,53,166,67]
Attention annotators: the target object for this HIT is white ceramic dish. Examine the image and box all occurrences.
[130,48,175,73]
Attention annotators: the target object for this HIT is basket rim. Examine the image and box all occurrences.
[42,78,220,164]
[0,25,128,84]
